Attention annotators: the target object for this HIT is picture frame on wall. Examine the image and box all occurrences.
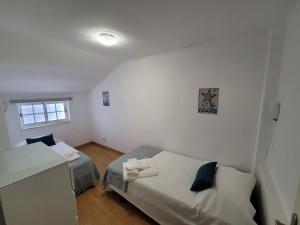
[102,91,110,106]
[198,88,219,114]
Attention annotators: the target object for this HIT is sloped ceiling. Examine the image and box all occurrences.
[0,0,295,94]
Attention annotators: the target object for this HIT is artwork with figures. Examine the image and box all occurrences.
[102,91,110,106]
[198,88,219,114]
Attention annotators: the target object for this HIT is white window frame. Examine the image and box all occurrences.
[17,101,71,129]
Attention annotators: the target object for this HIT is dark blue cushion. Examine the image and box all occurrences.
[26,134,56,146]
[190,162,217,192]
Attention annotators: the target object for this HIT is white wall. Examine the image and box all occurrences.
[89,32,270,172]
[252,29,285,172]
[4,93,93,147]
[266,1,300,219]
[0,98,10,150]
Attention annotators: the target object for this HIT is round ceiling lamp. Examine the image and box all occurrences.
[97,32,119,46]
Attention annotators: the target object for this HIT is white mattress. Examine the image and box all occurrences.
[111,151,256,225]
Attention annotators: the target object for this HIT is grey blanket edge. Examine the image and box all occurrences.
[102,145,162,192]
[71,152,101,195]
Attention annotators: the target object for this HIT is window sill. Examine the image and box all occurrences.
[21,120,71,130]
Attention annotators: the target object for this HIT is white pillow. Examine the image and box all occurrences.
[215,166,256,201]
[215,166,256,217]
[193,166,257,225]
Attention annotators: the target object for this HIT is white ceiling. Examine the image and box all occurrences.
[0,0,295,94]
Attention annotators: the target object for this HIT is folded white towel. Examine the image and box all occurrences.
[126,168,139,177]
[127,158,137,163]
[123,164,138,181]
[125,158,138,170]
[125,158,153,171]
[139,163,159,177]
[51,142,79,154]
[61,152,80,162]
[123,160,158,181]
[50,142,80,162]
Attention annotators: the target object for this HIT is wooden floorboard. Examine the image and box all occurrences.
[75,143,158,225]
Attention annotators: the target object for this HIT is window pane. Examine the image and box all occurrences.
[35,113,45,123]
[33,104,44,114]
[57,111,66,120]
[23,115,35,124]
[21,105,33,115]
[48,112,57,121]
[46,104,56,112]
[56,103,65,112]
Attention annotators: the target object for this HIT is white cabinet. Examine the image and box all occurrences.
[0,143,79,225]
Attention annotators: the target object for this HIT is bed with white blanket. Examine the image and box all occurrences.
[52,141,100,195]
[16,139,100,195]
[104,146,257,225]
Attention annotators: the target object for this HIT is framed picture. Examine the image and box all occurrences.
[102,91,110,106]
[198,88,219,114]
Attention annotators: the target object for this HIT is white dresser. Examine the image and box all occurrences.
[0,143,79,225]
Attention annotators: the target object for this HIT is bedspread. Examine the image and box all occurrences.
[102,145,162,192]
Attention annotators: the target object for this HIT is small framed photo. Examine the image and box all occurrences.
[102,91,110,106]
[198,88,219,114]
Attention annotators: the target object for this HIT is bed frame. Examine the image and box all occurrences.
[111,163,284,225]
[110,184,162,224]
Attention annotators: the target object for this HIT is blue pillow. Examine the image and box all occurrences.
[26,134,56,146]
[190,162,217,192]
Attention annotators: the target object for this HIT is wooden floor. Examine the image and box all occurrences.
[75,143,158,225]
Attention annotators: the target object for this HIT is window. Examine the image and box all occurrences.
[18,101,70,129]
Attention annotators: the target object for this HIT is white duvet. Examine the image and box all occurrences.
[120,151,256,225]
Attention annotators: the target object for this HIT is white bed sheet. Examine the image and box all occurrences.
[112,151,256,225]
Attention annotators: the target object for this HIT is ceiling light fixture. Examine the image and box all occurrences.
[97,32,118,46]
